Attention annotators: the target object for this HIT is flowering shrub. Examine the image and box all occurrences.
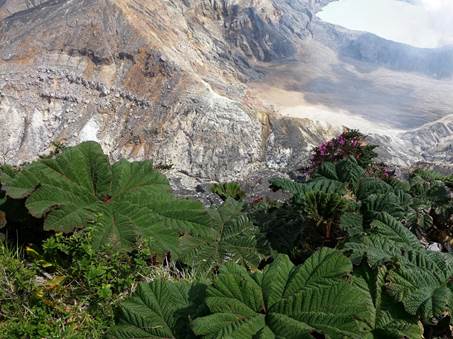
[366,162,397,181]
[308,129,378,174]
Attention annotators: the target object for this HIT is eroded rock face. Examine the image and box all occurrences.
[0,0,337,180]
[0,0,451,186]
[0,0,47,21]
[0,0,266,180]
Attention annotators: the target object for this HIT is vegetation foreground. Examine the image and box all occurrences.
[0,130,452,338]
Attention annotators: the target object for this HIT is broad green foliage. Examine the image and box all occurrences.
[270,177,307,197]
[180,198,263,271]
[211,182,246,201]
[301,190,346,222]
[264,133,452,335]
[314,161,339,181]
[353,266,423,339]
[411,169,453,188]
[1,134,452,338]
[312,156,365,189]
[336,157,366,188]
[405,201,433,232]
[251,201,305,260]
[270,176,345,199]
[0,142,210,254]
[355,177,393,201]
[192,248,374,338]
[339,212,363,237]
[361,192,407,223]
[345,212,453,324]
[345,213,423,266]
[301,190,347,239]
[409,169,453,233]
[386,251,453,324]
[271,174,348,241]
[107,280,205,338]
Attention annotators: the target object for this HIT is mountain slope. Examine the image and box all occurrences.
[0,0,451,184]
[0,0,264,180]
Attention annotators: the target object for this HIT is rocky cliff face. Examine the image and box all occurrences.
[0,0,47,21]
[0,0,333,181]
[0,0,451,188]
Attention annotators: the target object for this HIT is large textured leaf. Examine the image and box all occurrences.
[0,142,210,253]
[313,159,365,190]
[336,157,365,188]
[1,143,111,232]
[180,198,263,271]
[345,213,422,266]
[345,210,453,324]
[386,251,453,323]
[301,191,347,226]
[356,177,393,201]
[340,212,364,237]
[353,266,423,339]
[405,204,433,230]
[305,178,346,195]
[388,178,411,193]
[270,176,345,203]
[410,171,452,203]
[314,161,339,181]
[107,280,205,338]
[192,248,374,338]
[371,213,421,248]
[427,181,451,204]
[270,177,305,196]
[361,193,406,222]
[252,203,305,258]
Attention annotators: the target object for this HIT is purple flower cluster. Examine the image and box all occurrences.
[306,130,373,175]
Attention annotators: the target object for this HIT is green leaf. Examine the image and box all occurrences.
[192,249,374,338]
[388,178,411,192]
[305,178,346,195]
[345,213,422,266]
[405,205,433,230]
[180,198,263,271]
[427,182,450,204]
[107,280,205,338]
[386,251,453,323]
[270,176,345,207]
[301,191,346,222]
[211,182,246,201]
[344,209,453,324]
[0,142,210,254]
[371,213,421,249]
[353,266,423,339]
[336,157,365,187]
[356,177,393,201]
[314,161,339,181]
[270,177,305,196]
[340,212,364,237]
[361,193,406,222]
[282,247,352,296]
